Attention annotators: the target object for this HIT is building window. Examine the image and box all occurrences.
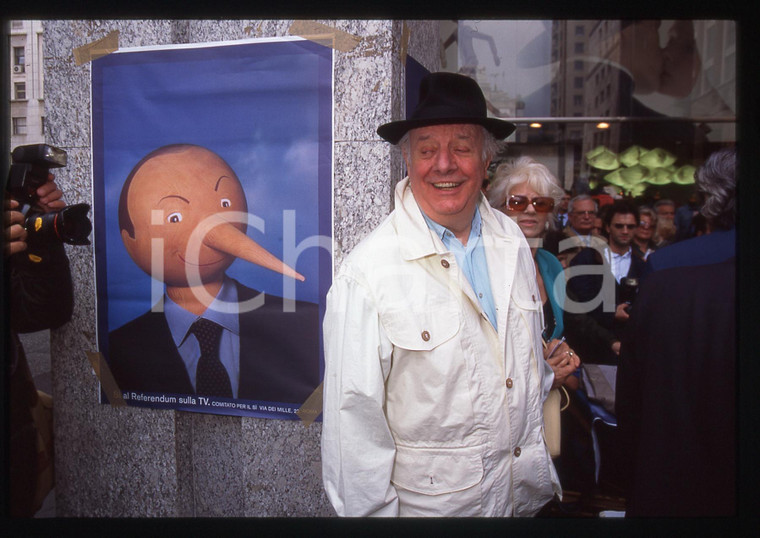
[41,116,46,135]
[14,46,26,66]
[12,117,27,135]
[575,25,584,36]
[574,42,584,54]
[574,60,583,70]
[574,77,583,89]
[573,95,583,106]
[14,82,26,100]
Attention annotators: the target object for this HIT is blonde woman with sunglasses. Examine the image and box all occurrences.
[632,206,658,261]
[488,157,580,390]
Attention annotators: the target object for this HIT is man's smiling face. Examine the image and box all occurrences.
[122,146,248,287]
[404,123,489,237]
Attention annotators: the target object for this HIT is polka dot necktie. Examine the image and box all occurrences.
[190,318,232,398]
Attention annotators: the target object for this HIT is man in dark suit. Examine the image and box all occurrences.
[565,200,646,364]
[108,279,319,404]
[615,258,735,516]
[107,144,320,405]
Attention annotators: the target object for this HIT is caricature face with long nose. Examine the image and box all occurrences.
[121,145,303,290]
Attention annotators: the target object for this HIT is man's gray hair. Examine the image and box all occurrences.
[696,146,736,230]
[398,126,504,163]
[567,194,598,214]
[654,199,675,210]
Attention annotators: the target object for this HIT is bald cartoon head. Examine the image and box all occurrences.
[118,144,304,290]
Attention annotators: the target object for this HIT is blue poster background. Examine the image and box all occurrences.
[92,38,332,419]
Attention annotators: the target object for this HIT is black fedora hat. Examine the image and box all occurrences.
[377,72,516,144]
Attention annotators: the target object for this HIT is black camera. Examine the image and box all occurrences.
[620,277,640,313]
[7,144,92,251]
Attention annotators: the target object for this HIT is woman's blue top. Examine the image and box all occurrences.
[536,248,565,341]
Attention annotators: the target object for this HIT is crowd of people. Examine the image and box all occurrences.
[484,146,736,516]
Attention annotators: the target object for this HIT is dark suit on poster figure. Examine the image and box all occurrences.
[109,279,319,404]
[107,144,320,404]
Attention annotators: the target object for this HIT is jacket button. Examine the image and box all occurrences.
[513,447,521,457]
[506,378,513,389]
[441,259,450,268]
[421,330,430,341]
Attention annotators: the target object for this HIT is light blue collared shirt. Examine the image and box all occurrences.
[164,277,241,398]
[422,207,498,330]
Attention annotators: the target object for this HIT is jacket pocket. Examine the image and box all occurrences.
[510,293,540,312]
[380,307,459,351]
[510,292,542,334]
[391,444,484,495]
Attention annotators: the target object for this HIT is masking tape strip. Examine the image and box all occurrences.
[288,21,361,53]
[86,351,127,407]
[296,381,323,427]
[399,22,411,63]
[73,30,120,66]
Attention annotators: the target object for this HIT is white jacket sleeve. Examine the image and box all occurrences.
[321,272,399,517]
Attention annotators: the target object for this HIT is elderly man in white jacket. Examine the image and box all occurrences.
[321,72,567,517]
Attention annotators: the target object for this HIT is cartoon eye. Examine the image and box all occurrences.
[167,212,183,224]
[220,198,231,208]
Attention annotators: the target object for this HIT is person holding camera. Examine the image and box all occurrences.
[5,174,74,517]
[564,200,646,365]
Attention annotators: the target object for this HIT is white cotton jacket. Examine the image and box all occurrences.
[321,178,561,517]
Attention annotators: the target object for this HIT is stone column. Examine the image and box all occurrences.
[44,19,439,517]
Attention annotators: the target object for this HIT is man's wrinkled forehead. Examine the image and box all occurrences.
[574,200,596,210]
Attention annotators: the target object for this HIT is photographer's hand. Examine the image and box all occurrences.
[614,303,631,322]
[35,174,65,213]
[4,198,29,257]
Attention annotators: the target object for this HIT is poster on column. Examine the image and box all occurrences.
[91,37,333,419]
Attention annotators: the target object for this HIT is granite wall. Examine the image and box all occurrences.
[44,19,439,517]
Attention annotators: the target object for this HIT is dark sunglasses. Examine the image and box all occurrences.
[638,221,653,229]
[612,223,638,230]
[505,194,555,213]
